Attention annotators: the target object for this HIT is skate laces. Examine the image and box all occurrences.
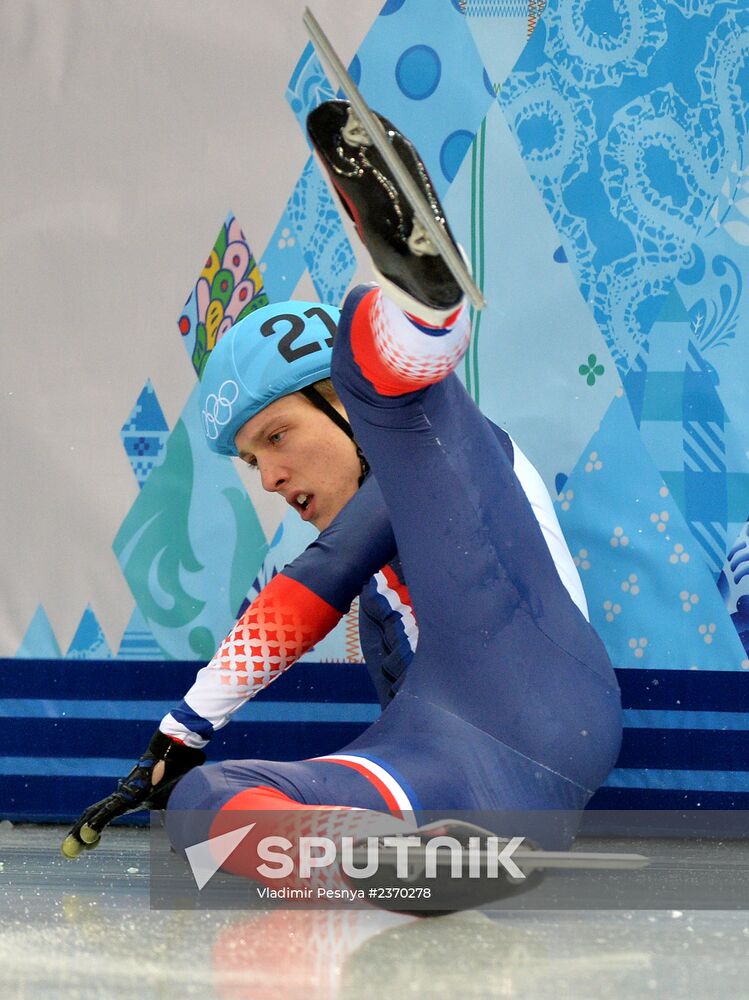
[339,105,441,259]
[407,218,439,257]
[341,107,373,147]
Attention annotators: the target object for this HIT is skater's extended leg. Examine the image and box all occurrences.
[310,101,621,796]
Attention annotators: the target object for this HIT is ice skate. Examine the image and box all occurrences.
[307,100,464,319]
[344,819,648,916]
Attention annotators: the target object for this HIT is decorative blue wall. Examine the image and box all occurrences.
[5,0,749,820]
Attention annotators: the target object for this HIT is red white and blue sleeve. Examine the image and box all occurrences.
[159,474,397,749]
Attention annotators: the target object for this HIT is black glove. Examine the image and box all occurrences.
[61,730,205,858]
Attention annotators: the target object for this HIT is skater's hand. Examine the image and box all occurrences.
[61,730,205,858]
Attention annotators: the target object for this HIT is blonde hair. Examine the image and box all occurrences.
[311,377,340,405]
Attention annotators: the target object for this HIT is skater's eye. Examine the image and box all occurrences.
[269,430,285,446]
[244,456,258,470]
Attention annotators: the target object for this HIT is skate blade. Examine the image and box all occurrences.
[513,849,649,871]
[365,819,650,873]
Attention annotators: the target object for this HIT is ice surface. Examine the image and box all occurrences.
[1,825,749,999]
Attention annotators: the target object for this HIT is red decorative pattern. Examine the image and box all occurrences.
[351,289,470,396]
[344,597,363,663]
[209,573,341,692]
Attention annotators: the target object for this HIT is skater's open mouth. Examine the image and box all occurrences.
[290,492,314,520]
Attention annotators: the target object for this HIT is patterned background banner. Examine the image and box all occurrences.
[4,0,749,819]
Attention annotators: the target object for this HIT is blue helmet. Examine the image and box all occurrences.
[200,300,341,456]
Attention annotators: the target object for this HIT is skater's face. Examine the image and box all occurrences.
[235,392,361,532]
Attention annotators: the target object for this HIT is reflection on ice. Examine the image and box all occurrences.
[2,825,749,1000]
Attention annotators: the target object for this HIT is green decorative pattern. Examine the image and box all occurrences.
[114,419,205,633]
[579,354,605,386]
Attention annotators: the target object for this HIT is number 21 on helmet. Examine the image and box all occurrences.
[200,301,341,457]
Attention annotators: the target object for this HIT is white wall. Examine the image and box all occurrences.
[0,0,380,655]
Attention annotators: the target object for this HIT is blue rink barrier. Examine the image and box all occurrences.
[2,659,749,820]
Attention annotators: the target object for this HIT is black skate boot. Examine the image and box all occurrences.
[307,100,464,318]
[342,818,648,916]
[343,819,544,917]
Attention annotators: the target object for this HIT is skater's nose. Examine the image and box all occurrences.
[258,456,288,493]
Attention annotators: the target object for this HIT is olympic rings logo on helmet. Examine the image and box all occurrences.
[202,379,240,440]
